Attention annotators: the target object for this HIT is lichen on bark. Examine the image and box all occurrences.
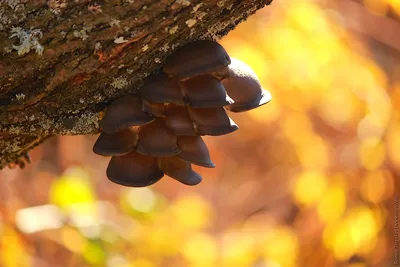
[0,0,273,168]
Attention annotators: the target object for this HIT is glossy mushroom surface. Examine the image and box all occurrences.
[107,150,164,187]
[177,135,215,168]
[100,95,154,134]
[163,40,231,80]
[188,107,239,136]
[222,58,272,112]
[165,105,196,136]
[92,40,272,188]
[136,118,181,157]
[93,127,138,156]
[140,72,185,105]
[181,75,234,108]
[158,157,202,185]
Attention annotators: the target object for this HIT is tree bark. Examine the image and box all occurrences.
[0,0,273,168]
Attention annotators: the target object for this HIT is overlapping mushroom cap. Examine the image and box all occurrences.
[222,58,272,112]
[93,40,272,187]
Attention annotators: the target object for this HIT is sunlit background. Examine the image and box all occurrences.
[1,0,400,266]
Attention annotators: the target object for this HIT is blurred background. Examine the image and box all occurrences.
[1,0,400,266]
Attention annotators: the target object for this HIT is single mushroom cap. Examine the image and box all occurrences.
[106,150,164,187]
[177,135,215,168]
[181,75,234,108]
[100,94,155,134]
[136,118,181,157]
[165,105,196,136]
[222,58,272,112]
[158,157,202,185]
[163,40,231,80]
[140,72,185,105]
[188,107,239,136]
[93,127,138,156]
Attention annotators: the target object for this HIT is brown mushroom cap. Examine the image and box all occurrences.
[93,127,138,156]
[177,135,215,168]
[188,107,239,136]
[158,157,202,185]
[140,72,185,105]
[222,58,272,112]
[136,118,181,157]
[163,40,231,80]
[142,100,166,118]
[165,105,196,136]
[100,95,155,134]
[107,150,164,187]
[181,75,234,108]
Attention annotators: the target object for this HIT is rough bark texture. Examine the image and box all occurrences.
[0,0,273,168]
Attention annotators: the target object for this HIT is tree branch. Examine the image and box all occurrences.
[0,0,273,168]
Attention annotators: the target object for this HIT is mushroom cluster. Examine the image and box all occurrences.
[93,40,271,187]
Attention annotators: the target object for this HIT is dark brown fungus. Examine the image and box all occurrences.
[136,118,181,157]
[140,72,185,105]
[99,95,154,134]
[188,107,239,136]
[158,157,202,185]
[165,105,196,136]
[93,127,138,156]
[222,58,272,112]
[181,75,234,108]
[107,150,164,187]
[177,135,215,168]
[142,100,166,118]
[163,40,231,80]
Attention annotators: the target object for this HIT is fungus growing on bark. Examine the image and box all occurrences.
[140,72,185,105]
[92,40,271,188]
[163,40,231,80]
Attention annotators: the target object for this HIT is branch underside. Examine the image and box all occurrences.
[0,0,272,168]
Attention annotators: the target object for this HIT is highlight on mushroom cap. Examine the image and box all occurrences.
[222,58,272,112]
[99,94,155,134]
[163,40,231,80]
